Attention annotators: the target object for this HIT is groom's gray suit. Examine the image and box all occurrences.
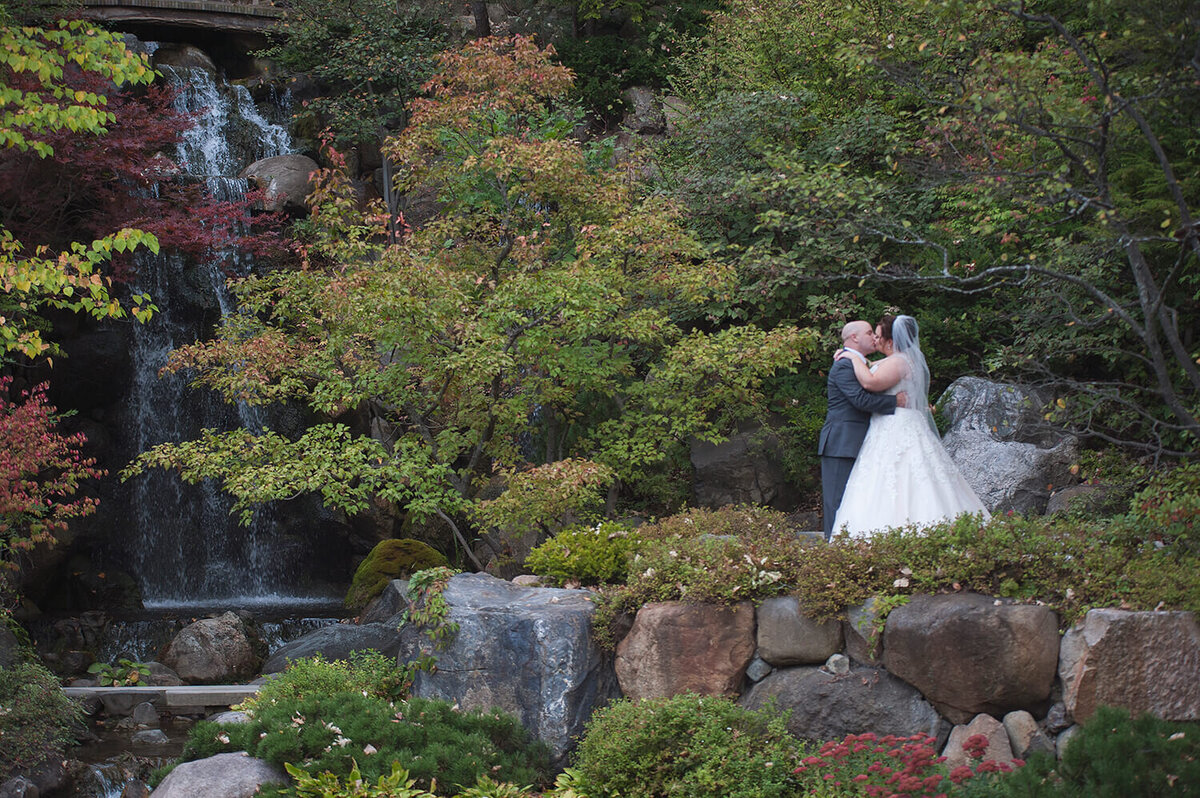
[819,354,898,538]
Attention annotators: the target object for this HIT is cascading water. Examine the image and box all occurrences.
[117,64,341,610]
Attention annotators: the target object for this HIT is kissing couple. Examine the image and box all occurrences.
[819,314,989,540]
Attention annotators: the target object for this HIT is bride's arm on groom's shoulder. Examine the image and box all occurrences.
[851,354,905,391]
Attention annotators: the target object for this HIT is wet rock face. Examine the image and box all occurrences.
[938,377,1079,514]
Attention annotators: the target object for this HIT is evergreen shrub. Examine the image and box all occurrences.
[243,652,408,712]
[572,693,803,798]
[0,660,83,779]
[345,538,448,612]
[525,521,640,585]
[982,706,1200,797]
[183,693,549,796]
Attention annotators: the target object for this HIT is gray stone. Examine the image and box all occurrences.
[144,662,184,687]
[0,777,37,798]
[150,752,285,798]
[0,624,20,669]
[1056,725,1080,759]
[261,621,405,674]
[99,691,159,717]
[745,656,773,683]
[843,597,886,665]
[1059,609,1200,722]
[402,573,620,767]
[1045,483,1127,516]
[938,378,1079,514]
[690,422,796,509]
[131,729,169,745]
[1043,702,1072,734]
[756,596,843,666]
[511,575,544,587]
[163,612,258,684]
[741,665,945,745]
[1002,710,1055,759]
[883,593,1059,723]
[359,579,410,625]
[942,714,1015,771]
[825,654,851,675]
[208,710,251,725]
[621,87,667,134]
[121,781,150,798]
[240,154,320,213]
[616,601,756,701]
[151,44,217,73]
[131,701,158,727]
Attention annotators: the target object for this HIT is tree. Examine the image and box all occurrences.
[125,37,813,564]
[0,17,160,359]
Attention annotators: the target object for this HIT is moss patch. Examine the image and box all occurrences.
[345,538,448,612]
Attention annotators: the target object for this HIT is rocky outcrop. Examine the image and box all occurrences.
[150,752,285,798]
[690,423,797,509]
[162,612,258,684]
[621,87,667,135]
[239,154,319,213]
[615,601,755,700]
[151,44,218,73]
[882,593,1059,723]
[400,573,619,766]
[938,378,1079,514]
[756,597,843,666]
[1058,609,1200,722]
[843,597,886,665]
[741,665,945,744]
[261,621,409,674]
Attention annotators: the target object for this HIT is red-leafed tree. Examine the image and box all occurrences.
[0,378,101,583]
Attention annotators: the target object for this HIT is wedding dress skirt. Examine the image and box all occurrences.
[831,406,990,539]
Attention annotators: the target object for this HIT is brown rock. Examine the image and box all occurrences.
[942,713,1016,772]
[162,612,258,684]
[883,593,1058,723]
[615,601,755,700]
[240,155,320,213]
[756,596,843,666]
[1059,609,1200,722]
[1002,710,1055,759]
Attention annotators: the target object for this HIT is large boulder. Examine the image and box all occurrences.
[239,155,319,213]
[151,44,218,73]
[756,597,843,666]
[621,87,667,135]
[883,593,1059,723]
[261,621,409,674]
[690,422,797,509]
[400,573,619,766]
[938,378,1079,514]
[150,752,285,798]
[162,612,258,684]
[741,665,945,744]
[615,601,755,701]
[1059,609,1200,723]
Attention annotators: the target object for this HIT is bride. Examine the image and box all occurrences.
[830,314,989,538]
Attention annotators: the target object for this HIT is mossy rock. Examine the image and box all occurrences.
[345,539,448,612]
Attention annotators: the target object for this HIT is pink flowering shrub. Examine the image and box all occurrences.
[791,731,1024,797]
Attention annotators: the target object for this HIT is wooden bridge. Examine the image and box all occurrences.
[76,0,284,33]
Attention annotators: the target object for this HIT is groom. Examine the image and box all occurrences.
[819,320,906,539]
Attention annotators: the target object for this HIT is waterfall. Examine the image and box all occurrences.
[118,65,340,610]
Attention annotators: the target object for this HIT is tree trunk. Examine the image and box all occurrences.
[471,1,491,38]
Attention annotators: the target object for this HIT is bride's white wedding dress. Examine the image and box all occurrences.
[831,355,989,538]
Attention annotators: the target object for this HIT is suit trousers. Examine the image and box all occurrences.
[821,455,856,539]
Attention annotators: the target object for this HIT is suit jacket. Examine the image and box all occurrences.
[818,356,898,458]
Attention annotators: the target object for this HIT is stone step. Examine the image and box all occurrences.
[64,684,260,715]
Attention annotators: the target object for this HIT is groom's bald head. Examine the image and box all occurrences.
[841,320,878,355]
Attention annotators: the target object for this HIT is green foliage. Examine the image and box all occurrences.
[184,694,550,796]
[1131,461,1200,554]
[345,539,449,612]
[526,521,640,586]
[0,660,83,779]
[573,693,802,798]
[284,760,436,798]
[242,652,411,715]
[86,657,150,686]
[470,459,615,541]
[991,706,1200,797]
[257,0,445,148]
[399,566,460,653]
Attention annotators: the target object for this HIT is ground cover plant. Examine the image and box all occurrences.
[0,659,84,780]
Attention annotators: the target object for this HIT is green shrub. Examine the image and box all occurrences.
[183,693,549,796]
[985,706,1200,797]
[0,660,83,779]
[573,693,803,798]
[1131,460,1200,553]
[526,521,640,586]
[242,652,409,714]
[345,539,448,612]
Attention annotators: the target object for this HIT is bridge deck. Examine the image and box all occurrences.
[79,0,282,17]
